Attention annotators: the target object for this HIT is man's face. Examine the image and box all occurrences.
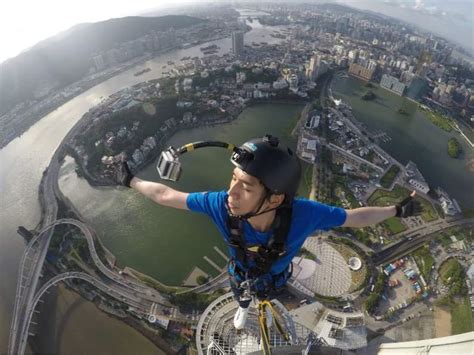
[227,167,266,216]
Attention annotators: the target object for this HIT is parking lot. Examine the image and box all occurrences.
[378,261,418,314]
[404,216,425,229]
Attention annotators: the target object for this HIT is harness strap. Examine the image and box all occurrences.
[226,201,293,278]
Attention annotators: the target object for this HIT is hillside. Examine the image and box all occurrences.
[0,15,203,115]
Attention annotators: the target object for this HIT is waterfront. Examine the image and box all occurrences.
[0,13,293,353]
[331,75,474,209]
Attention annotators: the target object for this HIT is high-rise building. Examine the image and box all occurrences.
[380,74,406,96]
[232,31,244,56]
[307,54,328,81]
[406,76,429,101]
[92,54,106,72]
[348,63,375,81]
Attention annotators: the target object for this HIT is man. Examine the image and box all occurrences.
[113,134,421,330]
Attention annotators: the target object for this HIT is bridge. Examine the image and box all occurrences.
[16,271,147,355]
[7,216,174,355]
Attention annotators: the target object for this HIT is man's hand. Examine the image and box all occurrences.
[395,191,422,218]
[106,161,134,187]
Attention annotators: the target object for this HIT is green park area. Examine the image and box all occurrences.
[380,165,400,188]
[419,106,453,132]
[447,137,463,158]
[368,185,438,225]
[437,258,473,333]
[450,297,474,334]
[439,258,466,296]
[436,226,473,247]
[412,245,434,280]
[364,272,386,314]
[328,173,361,209]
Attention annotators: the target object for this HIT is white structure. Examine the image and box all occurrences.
[348,257,362,271]
[292,257,317,280]
[273,79,288,90]
[288,74,299,93]
[236,72,246,84]
[183,78,193,92]
[377,332,474,354]
[408,179,430,194]
[405,161,430,194]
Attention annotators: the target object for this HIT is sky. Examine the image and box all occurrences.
[0,0,198,64]
[1,0,473,64]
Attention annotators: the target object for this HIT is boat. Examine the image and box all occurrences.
[167,61,174,65]
[203,50,219,55]
[134,68,151,76]
[200,44,219,51]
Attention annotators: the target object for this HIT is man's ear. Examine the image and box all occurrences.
[269,194,285,207]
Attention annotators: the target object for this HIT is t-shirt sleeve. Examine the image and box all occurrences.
[297,199,347,232]
[186,191,224,216]
[186,191,229,237]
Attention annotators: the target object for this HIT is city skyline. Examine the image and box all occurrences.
[1,0,473,65]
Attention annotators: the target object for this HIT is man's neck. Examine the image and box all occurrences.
[247,210,277,232]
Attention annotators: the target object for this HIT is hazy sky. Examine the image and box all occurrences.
[1,0,473,64]
[0,0,197,64]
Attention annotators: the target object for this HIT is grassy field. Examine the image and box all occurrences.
[419,106,453,132]
[451,296,474,334]
[413,245,434,280]
[368,185,438,222]
[383,217,407,234]
[380,165,400,188]
[439,258,462,283]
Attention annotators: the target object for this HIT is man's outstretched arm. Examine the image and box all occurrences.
[342,191,422,228]
[130,177,189,210]
[342,206,396,228]
[112,162,189,210]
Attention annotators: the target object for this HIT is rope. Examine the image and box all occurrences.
[257,300,290,355]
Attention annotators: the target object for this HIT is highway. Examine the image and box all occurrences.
[17,271,148,355]
[8,111,177,355]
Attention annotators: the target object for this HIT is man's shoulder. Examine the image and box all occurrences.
[292,198,342,215]
[186,190,227,214]
[292,197,322,209]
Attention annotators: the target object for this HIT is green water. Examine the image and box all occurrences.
[58,103,306,285]
[331,75,474,208]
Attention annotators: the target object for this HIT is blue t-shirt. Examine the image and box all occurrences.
[186,190,347,275]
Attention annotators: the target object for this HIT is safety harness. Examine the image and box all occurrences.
[225,202,293,279]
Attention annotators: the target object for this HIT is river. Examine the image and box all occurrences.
[331,74,474,208]
[0,10,298,354]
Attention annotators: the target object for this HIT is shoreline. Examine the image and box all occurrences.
[74,98,307,188]
[0,31,237,150]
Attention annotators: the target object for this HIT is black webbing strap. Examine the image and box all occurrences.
[227,214,247,267]
[226,205,293,277]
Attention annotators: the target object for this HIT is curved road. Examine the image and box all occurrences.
[18,271,146,355]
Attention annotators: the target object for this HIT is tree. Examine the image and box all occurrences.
[196,275,209,285]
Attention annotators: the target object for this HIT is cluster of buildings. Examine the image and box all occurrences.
[248,4,474,120]
[92,29,177,72]
[404,161,430,194]
[91,16,245,74]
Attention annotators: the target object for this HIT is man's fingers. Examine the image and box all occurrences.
[410,190,417,198]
